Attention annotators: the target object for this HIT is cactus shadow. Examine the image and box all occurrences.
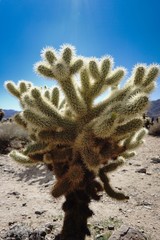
[15,164,54,185]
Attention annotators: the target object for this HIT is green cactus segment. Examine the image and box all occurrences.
[70,59,83,75]
[144,82,156,94]
[61,46,73,65]
[41,47,57,65]
[14,113,27,129]
[23,142,49,155]
[142,65,160,87]
[51,87,59,107]
[30,89,75,128]
[59,78,87,115]
[101,159,124,173]
[89,60,100,80]
[5,81,21,98]
[93,113,117,138]
[114,118,143,137]
[105,68,126,86]
[99,169,129,200]
[36,63,55,78]
[133,65,146,86]
[100,57,113,79]
[38,129,76,144]
[118,94,149,116]
[9,150,36,164]
[23,109,54,129]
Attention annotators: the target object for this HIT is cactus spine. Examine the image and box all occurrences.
[5,44,160,240]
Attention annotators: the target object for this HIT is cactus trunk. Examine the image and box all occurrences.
[55,190,92,240]
[54,161,102,240]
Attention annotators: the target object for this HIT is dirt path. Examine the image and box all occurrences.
[0,135,160,239]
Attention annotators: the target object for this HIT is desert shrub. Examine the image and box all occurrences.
[0,121,28,140]
[149,121,160,136]
[0,122,29,154]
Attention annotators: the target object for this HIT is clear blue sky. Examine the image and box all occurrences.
[0,0,160,110]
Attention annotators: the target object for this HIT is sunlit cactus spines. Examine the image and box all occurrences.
[5,44,160,240]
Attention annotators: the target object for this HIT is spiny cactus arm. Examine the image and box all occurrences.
[5,81,21,98]
[38,129,76,145]
[92,113,117,138]
[21,93,36,108]
[142,65,160,87]
[121,151,136,159]
[70,59,84,75]
[85,86,132,123]
[9,150,38,164]
[52,164,84,198]
[50,87,59,107]
[57,77,87,115]
[105,67,126,86]
[23,109,56,129]
[100,56,113,79]
[23,142,49,155]
[113,118,143,140]
[43,148,72,164]
[75,131,100,171]
[100,158,124,173]
[18,81,33,94]
[30,88,76,128]
[41,46,57,65]
[99,169,129,200]
[117,94,149,117]
[44,89,50,99]
[79,68,92,108]
[132,64,146,86]
[14,113,27,129]
[143,82,156,94]
[35,62,56,79]
[89,59,101,80]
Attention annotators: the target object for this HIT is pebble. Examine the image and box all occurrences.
[45,223,54,234]
[135,168,147,173]
[108,225,114,230]
[35,210,46,215]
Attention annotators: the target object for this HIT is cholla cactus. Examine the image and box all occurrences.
[5,44,160,240]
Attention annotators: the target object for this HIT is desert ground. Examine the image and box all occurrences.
[0,135,160,240]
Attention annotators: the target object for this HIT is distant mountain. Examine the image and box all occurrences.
[147,99,160,118]
[3,109,20,119]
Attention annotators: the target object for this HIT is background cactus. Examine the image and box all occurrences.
[0,109,4,121]
[5,44,160,240]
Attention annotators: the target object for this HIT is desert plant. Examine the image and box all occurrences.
[149,120,160,136]
[5,44,160,240]
[0,121,29,154]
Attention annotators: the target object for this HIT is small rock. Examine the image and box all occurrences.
[8,221,17,226]
[39,230,46,237]
[8,191,20,196]
[95,233,104,240]
[108,225,114,230]
[97,225,104,230]
[136,168,147,173]
[35,210,46,215]
[45,223,54,234]
[108,225,147,240]
[22,203,27,207]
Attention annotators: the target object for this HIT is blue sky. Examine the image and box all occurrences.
[0,0,160,110]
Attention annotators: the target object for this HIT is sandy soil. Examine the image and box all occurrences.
[0,135,160,240]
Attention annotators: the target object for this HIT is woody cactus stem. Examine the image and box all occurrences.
[5,44,160,240]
